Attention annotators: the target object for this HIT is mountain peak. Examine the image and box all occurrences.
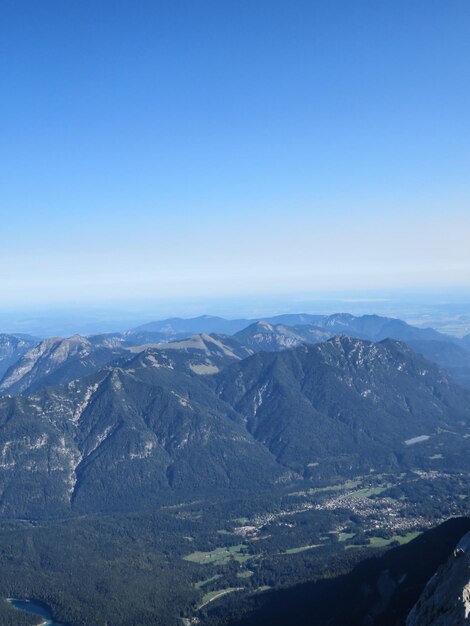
[255,320,274,330]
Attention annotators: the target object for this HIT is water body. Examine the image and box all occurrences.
[404,434,431,446]
[7,598,64,626]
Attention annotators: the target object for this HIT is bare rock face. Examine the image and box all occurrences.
[0,333,36,378]
[0,335,126,395]
[407,533,470,626]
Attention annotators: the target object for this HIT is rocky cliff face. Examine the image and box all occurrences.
[0,333,36,378]
[0,335,126,395]
[407,532,470,626]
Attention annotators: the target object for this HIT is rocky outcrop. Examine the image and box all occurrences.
[407,532,470,625]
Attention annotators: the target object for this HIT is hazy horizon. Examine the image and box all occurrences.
[1,288,469,337]
[2,1,470,307]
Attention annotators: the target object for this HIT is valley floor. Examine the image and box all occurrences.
[1,456,469,626]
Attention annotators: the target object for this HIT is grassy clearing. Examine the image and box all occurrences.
[233,552,254,564]
[389,531,422,544]
[282,544,320,555]
[198,587,243,609]
[349,485,391,499]
[338,532,355,542]
[347,530,422,550]
[237,570,253,579]
[368,530,421,547]
[321,479,362,491]
[366,536,397,548]
[289,479,363,497]
[183,544,248,565]
[194,574,222,589]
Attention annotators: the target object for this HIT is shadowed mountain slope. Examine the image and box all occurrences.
[215,336,470,474]
[0,349,283,518]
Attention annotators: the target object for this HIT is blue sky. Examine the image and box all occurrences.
[1,0,469,308]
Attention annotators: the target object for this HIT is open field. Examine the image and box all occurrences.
[349,485,391,499]
[194,575,222,589]
[282,544,320,555]
[347,530,423,550]
[183,544,248,565]
[198,587,243,610]
[289,478,363,497]
[368,531,422,547]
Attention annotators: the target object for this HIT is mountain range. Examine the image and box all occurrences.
[2,312,470,398]
[1,334,469,519]
[130,313,326,339]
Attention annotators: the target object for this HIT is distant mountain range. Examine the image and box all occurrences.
[130,312,446,341]
[132,314,253,337]
[2,312,470,397]
[131,313,328,337]
[124,314,470,393]
[120,313,470,391]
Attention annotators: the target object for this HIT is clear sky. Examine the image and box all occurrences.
[1,0,470,309]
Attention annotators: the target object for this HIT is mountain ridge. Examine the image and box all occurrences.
[1,335,469,518]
